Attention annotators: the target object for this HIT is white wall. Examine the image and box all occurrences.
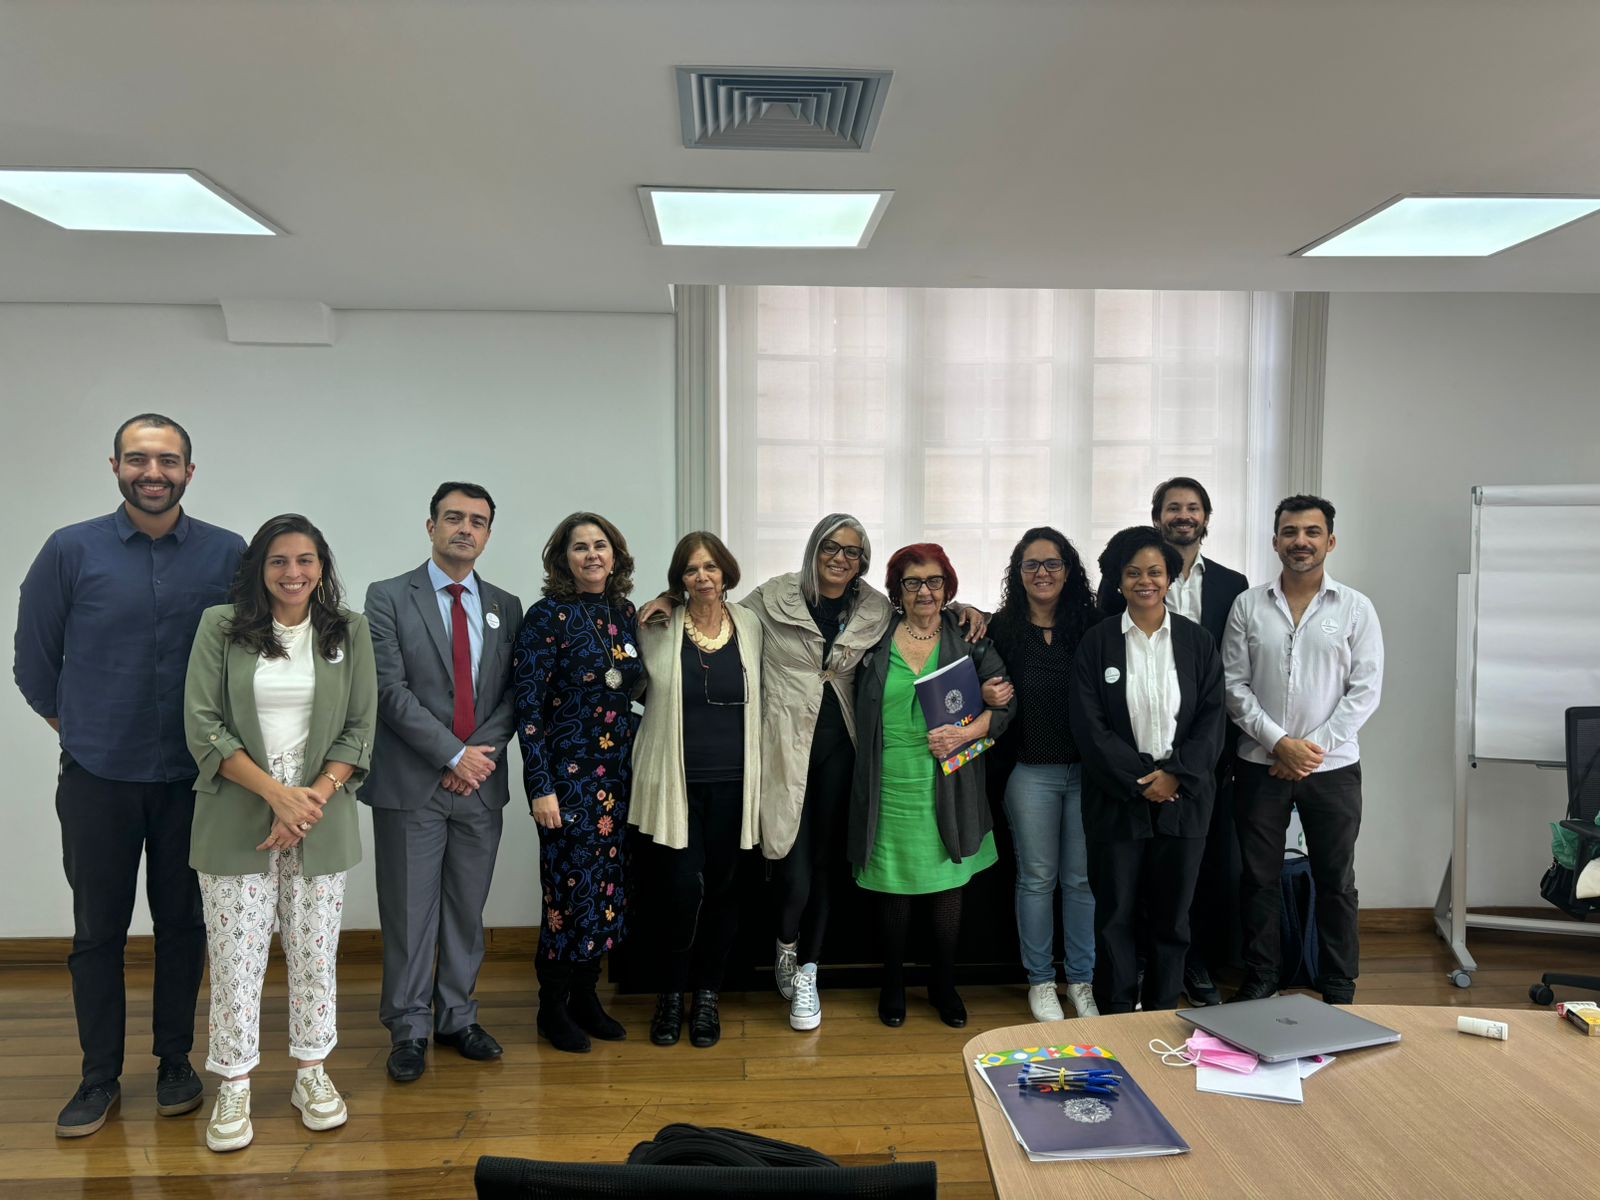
[1,303,675,936]
[1322,293,1600,907]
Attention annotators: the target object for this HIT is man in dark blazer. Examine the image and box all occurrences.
[362,482,522,1082]
[1153,477,1249,1006]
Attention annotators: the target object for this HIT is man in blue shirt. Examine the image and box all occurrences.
[14,414,245,1137]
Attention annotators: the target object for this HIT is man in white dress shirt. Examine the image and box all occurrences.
[1153,476,1249,1007]
[1221,495,1384,1005]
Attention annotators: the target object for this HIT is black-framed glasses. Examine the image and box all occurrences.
[901,576,946,594]
[1020,558,1066,575]
[819,540,863,562]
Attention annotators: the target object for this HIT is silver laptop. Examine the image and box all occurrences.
[1178,993,1402,1062]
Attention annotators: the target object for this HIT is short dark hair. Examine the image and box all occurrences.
[884,542,959,607]
[1095,526,1184,616]
[667,531,741,599]
[113,413,192,463]
[1151,476,1213,524]
[541,511,635,602]
[430,481,496,526]
[1274,494,1336,534]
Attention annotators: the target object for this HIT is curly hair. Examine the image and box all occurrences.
[224,514,349,660]
[994,526,1097,648]
[1094,525,1183,617]
[541,511,635,602]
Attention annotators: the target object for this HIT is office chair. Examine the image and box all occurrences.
[1530,706,1600,1006]
[473,1156,939,1199]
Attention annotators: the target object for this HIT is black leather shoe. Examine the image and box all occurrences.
[155,1058,202,1116]
[650,993,683,1046]
[928,988,967,1029]
[56,1080,119,1138]
[387,1038,429,1082]
[435,1024,503,1061]
[1183,963,1222,1007]
[878,985,906,1028]
[688,990,722,1048]
[1320,977,1356,1005]
[1229,974,1280,1003]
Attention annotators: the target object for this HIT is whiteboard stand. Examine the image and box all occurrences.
[1434,485,1600,987]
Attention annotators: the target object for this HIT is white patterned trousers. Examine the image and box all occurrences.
[198,845,346,1075]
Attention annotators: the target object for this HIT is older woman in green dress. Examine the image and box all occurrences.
[848,543,1015,1029]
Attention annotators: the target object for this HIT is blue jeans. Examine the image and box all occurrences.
[1004,763,1094,985]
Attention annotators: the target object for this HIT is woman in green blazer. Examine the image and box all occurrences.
[183,514,375,1154]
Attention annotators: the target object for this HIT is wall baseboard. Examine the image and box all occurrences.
[3,908,1557,967]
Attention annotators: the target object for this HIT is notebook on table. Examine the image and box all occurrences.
[1178,993,1401,1063]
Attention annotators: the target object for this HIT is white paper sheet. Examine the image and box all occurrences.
[1196,1056,1304,1103]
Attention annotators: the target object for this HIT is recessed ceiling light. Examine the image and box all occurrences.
[1297,194,1600,257]
[0,168,278,235]
[639,186,891,247]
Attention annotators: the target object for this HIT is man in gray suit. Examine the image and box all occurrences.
[362,482,522,1083]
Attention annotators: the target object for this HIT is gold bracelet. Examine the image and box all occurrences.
[320,771,345,793]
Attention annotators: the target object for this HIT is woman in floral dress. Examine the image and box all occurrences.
[513,511,645,1053]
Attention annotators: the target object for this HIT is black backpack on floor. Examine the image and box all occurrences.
[1280,849,1320,988]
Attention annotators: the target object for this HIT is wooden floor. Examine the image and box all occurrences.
[5,924,1600,1198]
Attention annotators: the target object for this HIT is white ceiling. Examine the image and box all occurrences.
[5,0,1600,314]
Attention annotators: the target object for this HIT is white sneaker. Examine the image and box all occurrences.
[1027,982,1065,1022]
[775,939,799,1001]
[1065,981,1100,1018]
[789,962,821,1031]
[205,1079,252,1153]
[290,1065,348,1131]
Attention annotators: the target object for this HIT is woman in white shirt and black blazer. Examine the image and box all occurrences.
[1068,525,1225,1014]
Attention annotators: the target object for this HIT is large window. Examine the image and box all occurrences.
[724,286,1288,607]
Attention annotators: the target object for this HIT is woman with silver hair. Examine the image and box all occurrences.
[643,512,984,1032]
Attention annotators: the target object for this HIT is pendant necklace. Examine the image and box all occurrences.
[587,594,623,690]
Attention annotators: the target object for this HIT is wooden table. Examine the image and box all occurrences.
[963,1005,1600,1199]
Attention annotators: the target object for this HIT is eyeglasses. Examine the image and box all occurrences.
[819,540,863,562]
[694,650,750,707]
[1020,558,1065,575]
[900,576,946,594]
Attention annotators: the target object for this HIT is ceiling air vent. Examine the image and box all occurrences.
[676,66,892,152]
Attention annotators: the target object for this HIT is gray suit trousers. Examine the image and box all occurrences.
[373,789,503,1041]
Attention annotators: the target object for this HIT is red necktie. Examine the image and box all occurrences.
[445,583,475,741]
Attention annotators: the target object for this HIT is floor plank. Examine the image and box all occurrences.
[3,926,1598,1196]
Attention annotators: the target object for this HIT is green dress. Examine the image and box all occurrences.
[855,642,998,895]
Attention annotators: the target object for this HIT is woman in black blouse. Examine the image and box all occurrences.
[987,527,1101,1023]
[1067,526,1225,1014]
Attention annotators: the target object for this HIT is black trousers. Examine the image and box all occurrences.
[1186,756,1242,971]
[56,756,205,1085]
[1234,761,1363,986]
[771,739,855,965]
[642,780,749,993]
[1089,834,1205,1013]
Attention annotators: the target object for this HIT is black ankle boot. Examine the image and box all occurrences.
[568,957,627,1041]
[650,993,683,1046]
[535,959,591,1054]
[688,990,721,1048]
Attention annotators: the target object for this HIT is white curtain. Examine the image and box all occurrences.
[716,286,1294,607]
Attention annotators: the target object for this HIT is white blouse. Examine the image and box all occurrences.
[1121,609,1180,762]
[255,617,316,768]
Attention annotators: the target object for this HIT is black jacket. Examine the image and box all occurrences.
[848,609,1016,869]
[1196,557,1249,649]
[1067,613,1225,842]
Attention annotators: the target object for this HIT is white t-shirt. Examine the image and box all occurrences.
[255,617,316,772]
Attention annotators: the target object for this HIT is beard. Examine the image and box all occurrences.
[120,475,186,516]
[1162,519,1207,546]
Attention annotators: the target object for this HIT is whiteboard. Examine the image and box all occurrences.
[1471,484,1600,762]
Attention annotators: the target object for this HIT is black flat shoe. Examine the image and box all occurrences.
[536,1005,592,1054]
[1183,963,1222,1007]
[650,993,683,1046]
[878,985,906,1028]
[155,1058,203,1115]
[688,990,722,1048]
[928,988,967,1029]
[386,1038,429,1082]
[434,1023,503,1061]
[568,992,627,1041]
[1229,974,1280,1003]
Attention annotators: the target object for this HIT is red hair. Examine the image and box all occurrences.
[884,543,958,605]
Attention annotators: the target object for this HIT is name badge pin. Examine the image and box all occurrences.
[624,643,638,658]
[485,611,501,629]
[1104,667,1121,684]
[327,647,345,664]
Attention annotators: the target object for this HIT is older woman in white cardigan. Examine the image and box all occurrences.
[629,532,763,1049]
